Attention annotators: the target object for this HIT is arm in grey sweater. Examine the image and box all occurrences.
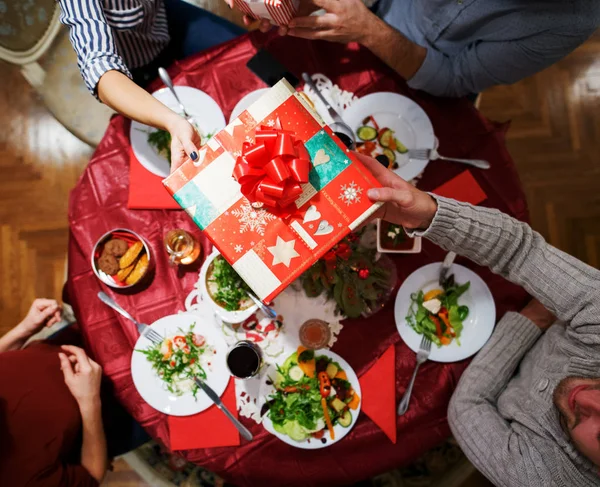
[419,197,600,486]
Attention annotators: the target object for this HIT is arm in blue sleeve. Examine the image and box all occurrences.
[57,0,132,97]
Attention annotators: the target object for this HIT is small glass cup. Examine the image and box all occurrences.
[226,340,263,379]
[299,319,331,350]
[164,229,201,266]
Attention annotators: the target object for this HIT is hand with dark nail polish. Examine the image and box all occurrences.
[190,151,198,161]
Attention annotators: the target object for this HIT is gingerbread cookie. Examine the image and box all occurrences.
[104,238,128,257]
[98,252,119,276]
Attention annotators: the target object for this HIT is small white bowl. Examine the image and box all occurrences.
[199,251,258,324]
[91,228,152,289]
[376,219,422,254]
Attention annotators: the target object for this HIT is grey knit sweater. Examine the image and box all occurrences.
[419,197,600,487]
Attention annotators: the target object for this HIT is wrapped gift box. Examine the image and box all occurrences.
[232,0,298,25]
[163,79,382,302]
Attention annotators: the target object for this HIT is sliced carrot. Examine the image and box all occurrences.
[334,370,348,380]
[321,398,335,440]
[424,289,443,301]
[297,346,316,378]
[348,392,361,410]
[440,336,452,346]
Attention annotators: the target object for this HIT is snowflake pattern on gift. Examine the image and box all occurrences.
[231,201,276,236]
[339,181,362,206]
[234,244,243,253]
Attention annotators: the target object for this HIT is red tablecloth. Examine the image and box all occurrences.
[66,32,530,487]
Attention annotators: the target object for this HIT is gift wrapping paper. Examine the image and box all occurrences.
[232,0,298,25]
[163,79,382,302]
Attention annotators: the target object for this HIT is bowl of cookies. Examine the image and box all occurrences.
[92,229,152,288]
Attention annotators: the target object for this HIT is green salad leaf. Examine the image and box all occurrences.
[208,256,251,311]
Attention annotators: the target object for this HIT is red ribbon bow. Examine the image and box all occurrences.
[232,118,310,209]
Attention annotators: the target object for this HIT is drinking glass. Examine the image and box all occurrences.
[164,229,201,266]
[299,319,331,350]
[226,340,263,379]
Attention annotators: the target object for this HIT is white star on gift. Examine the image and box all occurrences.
[267,237,300,267]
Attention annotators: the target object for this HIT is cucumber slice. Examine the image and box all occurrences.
[378,128,394,148]
[395,138,408,154]
[383,149,396,163]
[288,365,304,381]
[357,126,377,141]
[338,410,352,427]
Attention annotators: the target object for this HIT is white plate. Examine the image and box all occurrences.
[130,86,226,178]
[131,312,230,416]
[259,349,362,449]
[229,88,270,123]
[199,251,258,324]
[343,92,435,182]
[395,263,496,362]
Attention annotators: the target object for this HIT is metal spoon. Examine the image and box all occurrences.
[301,73,356,149]
[158,67,195,125]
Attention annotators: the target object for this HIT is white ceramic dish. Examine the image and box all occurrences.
[376,220,422,254]
[395,263,496,362]
[229,88,270,123]
[130,86,226,178]
[131,312,230,416]
[343,92,435,182]
[259,349,362,449]
[199,251,258,324]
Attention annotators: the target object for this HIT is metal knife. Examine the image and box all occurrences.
[194,377,253,442]
[439,251,457,287]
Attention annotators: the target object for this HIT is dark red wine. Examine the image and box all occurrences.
[334,131,354,149]
[227,343,261,379]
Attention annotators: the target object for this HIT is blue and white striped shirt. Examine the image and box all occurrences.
[58,0,170,95]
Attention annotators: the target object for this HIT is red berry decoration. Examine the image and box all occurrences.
[358,268,370,280]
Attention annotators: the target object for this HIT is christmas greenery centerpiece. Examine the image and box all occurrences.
[301,232,395,318]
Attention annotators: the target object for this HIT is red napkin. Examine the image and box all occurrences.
[168,379,241,450]
[432,170,487,205]
[359,345,396,444]
[128,149,180,209]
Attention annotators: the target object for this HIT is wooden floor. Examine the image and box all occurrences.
[1,31,598,487]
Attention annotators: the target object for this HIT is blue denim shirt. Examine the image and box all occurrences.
[374,0,600,97]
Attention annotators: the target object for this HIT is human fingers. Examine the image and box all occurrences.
[311,0,341,13]
[33,298,58,310]
[39,304,60,322]
[288,13,335,29]
[59,353,75,381]
[355,153,404,189]
[60,345,92,370]
[45,314,61,328]
[286,27,334,40]
[366,186,415,208]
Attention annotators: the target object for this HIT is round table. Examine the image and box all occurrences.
[66,31,530,487]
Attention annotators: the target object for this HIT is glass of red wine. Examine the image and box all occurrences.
[332,123,356,150]
[226,340,262,379]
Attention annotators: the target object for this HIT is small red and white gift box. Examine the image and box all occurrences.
[232,0,298,26]
[163,80,382,302]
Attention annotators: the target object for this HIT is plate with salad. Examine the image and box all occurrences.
[258,347,361,449]
[131,312,230,416]
[394,263,495,362]
[342,92,434,182]
[130,86,226,178]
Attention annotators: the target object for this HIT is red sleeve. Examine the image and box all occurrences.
[29,463,99,487]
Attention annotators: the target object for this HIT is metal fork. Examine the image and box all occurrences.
[398,335,432,415]
[97,292,164,345]
[158,67,196,126]
[408,148,490,170]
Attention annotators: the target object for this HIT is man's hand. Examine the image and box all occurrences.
[223,0,318,33]
[59,345,102,409]
[285,0,376,43]
[167,115,202,173]
[520,299,556,331]
[360,153,438,230]
[18,299,62,336]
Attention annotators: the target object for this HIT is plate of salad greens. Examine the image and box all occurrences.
[199,251,258,324]
[342,92,434,182]
[130,86,225,178]
[395,263,495,362]
[131,312,230,416]
[259,347,361,449]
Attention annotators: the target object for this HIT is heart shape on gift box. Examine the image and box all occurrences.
[313,149,330,166]
[314,220,334,236]
[303,205,321,223]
